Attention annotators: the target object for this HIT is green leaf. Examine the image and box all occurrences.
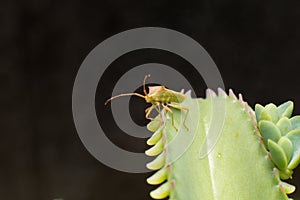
[268,140,288,171]
[150,182,170,199]
[278,101,294,118]
[280,182,296,194]
[145,137,164,156]
[255,104,264,122]
[259,120,281,147]
[147,167,168,185]
[146,152,166,170]
[260,110,272,122]
[147,127,163,145]
[279,169,293,180]
[278,137,293,162]
[261,103,279,123]
[286,129,300,169]
[276,117,292,136]
[147,118,161,132]
[290,116,300,130]
[147,95,290,200]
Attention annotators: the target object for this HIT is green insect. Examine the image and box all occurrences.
[104,74,189,131]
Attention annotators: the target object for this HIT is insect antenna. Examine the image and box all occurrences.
[143,74,151,95]
[104,93,146,105]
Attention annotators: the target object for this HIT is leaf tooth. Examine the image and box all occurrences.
[145,138,164,156]
[273,168,280,181]
[147,167,168,185]
[147,127,163,145]
[170,179,175,189]
[185,90,192,97]
[217,87,227,97]
[150,182,170,199]
[206,88,216,97]
[238,93,244,102]
[229,89,237,99]
[243,101,250,112]
[146,152,166,170]
[247,108,256,124]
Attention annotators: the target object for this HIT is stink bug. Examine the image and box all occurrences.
[104,74,189,131]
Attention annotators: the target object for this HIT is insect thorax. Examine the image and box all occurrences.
[147,87,185,104]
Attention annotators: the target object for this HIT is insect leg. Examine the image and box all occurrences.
[153,102,164,123]
[168,103,189,131]
[145,104,155,120]
[162,104,178,132]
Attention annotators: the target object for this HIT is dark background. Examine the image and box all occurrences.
[1,0,300,199]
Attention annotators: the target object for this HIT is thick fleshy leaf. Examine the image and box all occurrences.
[268,140,288,171]
[290,116,300,130]
[286,129,300,169]
[255,104,264,122]
[147,118,161,132]
[259,120,281,147]
[276,117,292,136]
[150,182,170,199]
[278,101,294,118]
[146,152,165,170]
[260,110,272,122]
[145,138,164,156]
[280,181,296,194]
[278,137,293,162]
[279,168,293,180]
[147,167,168,185]
[147,127,163,145]
[262,103,279,123]
[146,94,293,200]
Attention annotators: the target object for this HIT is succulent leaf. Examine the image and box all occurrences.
[278,137,293,163]
[286,129,300,169]
[280,181,296,194]
[268,139,288,171]
[147,118,161,132]
[278,101,294,118]
[262,103,280,123]
[255,104,264,122]
[279,169,293,180]
[259,120,281,147]
[146,92,293,200]
[145,138,164,156]
[276,117,292,136]
[147,167,168,185]
[147,127,163,146]
[260,110,273,122]
[146,152,166,170]
[290,116,300,130]
[150,182,170,199]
